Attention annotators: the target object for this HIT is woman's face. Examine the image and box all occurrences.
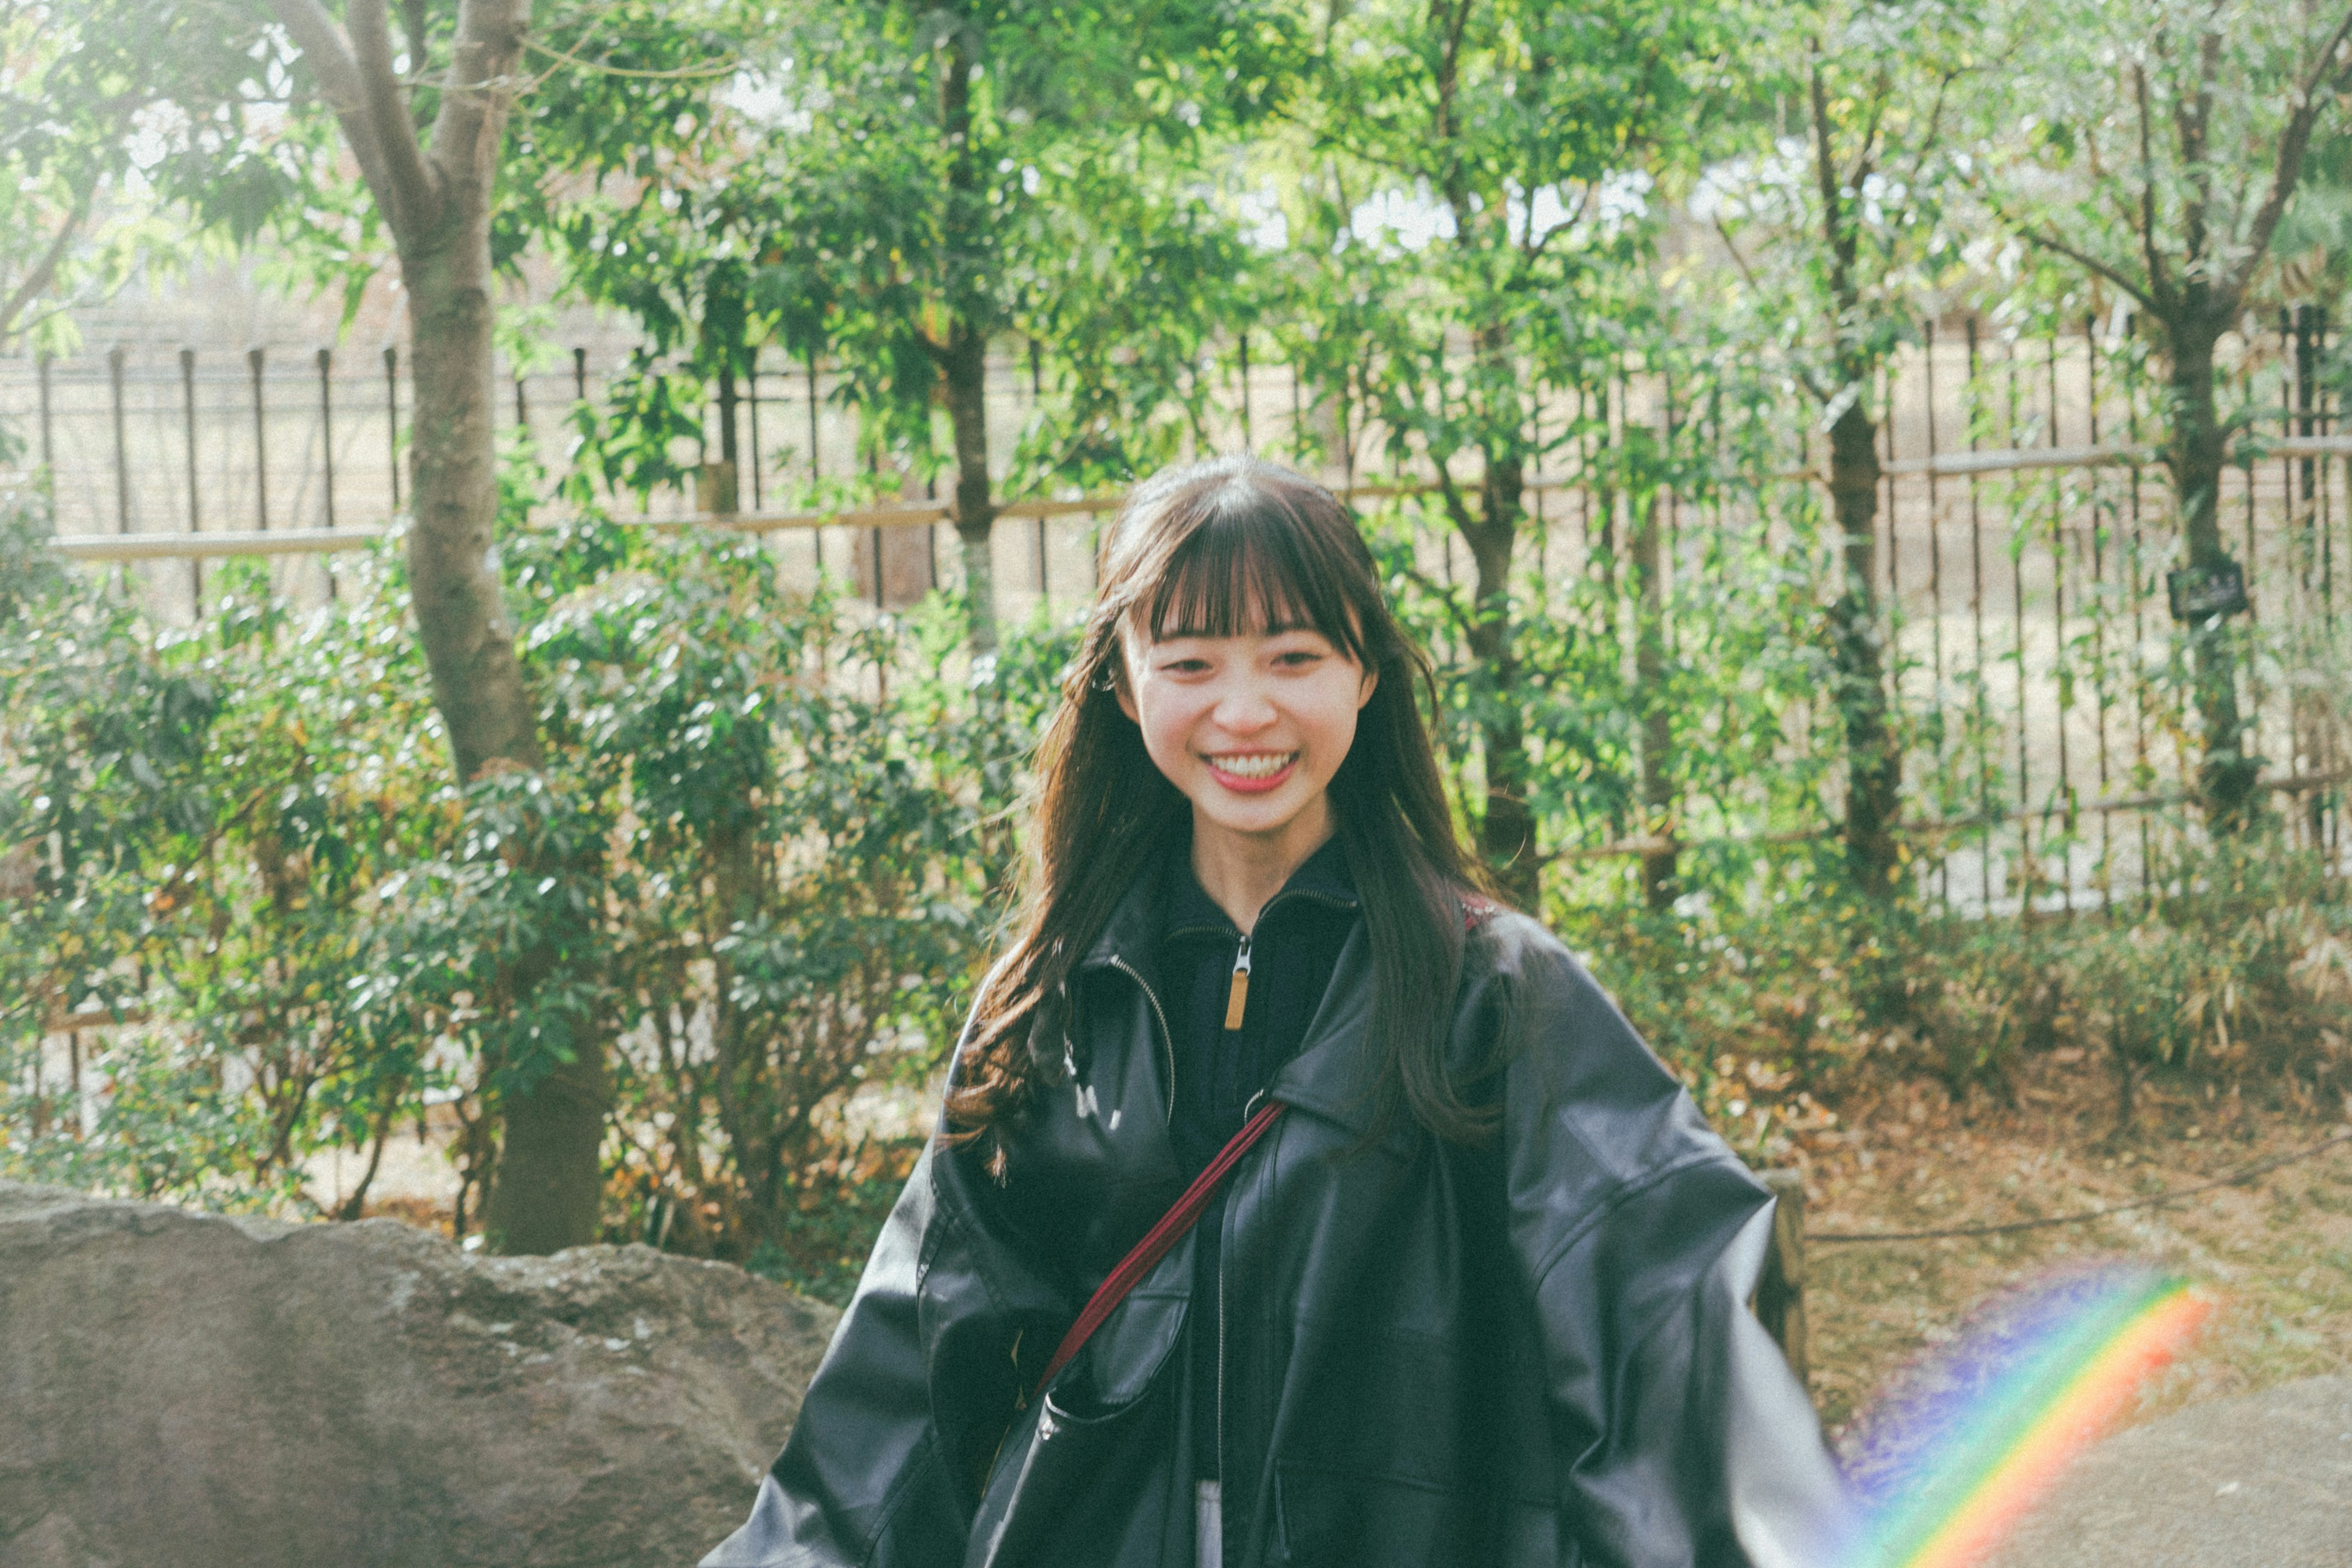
[1117,614,1376,856]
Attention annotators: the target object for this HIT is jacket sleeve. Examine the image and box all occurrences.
[701,1131,1068,1568]
[1482,919,1860,1568]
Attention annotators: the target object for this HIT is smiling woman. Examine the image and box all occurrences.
[703,457,1856,1568]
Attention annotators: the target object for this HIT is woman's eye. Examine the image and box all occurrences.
[1275,650,1324,668]
[1161,658,1210,674]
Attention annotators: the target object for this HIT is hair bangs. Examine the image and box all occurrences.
[1140,483,1368,665]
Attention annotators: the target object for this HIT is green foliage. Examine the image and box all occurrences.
[0,481,1070,1273]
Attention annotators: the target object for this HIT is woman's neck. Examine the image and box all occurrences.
[1189,798,1335,933]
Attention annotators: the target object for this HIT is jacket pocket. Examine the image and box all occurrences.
[964,1287,1188,1568]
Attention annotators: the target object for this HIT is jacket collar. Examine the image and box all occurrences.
[1077,836,1403,1145]
[1081,833,1361,972]
[1161,834,1358,943]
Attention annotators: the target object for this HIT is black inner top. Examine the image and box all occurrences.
[1156,831,1357,1480]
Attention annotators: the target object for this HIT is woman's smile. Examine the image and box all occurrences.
[1202,749,1298,791]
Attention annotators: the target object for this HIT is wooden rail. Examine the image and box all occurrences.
[45,431,2350,564]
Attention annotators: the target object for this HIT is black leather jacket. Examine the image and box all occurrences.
[704,878,1857,1568]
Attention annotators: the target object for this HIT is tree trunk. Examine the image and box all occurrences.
[1629,488,1677,910]
[943,320,999,656]
[1825,395,1902,897]
[2161,319,2260,831]
[1460,444,1538,908]
[480,1042,609,1254]
[273,0,609,1254]
[935,27,998,658]
[407,209,609,1251]
[402,227,541,780]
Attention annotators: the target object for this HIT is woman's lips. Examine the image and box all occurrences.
[1202,751,1299,794]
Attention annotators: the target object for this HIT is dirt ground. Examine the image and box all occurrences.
[1797,1052,2352,1444]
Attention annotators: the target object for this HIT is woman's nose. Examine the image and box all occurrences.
[1210,679,1278,733]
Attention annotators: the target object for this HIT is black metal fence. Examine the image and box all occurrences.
[7,309,2345,911]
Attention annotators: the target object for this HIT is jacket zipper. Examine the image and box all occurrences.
[1105,955,1178,1127]
[1104,888,1351,1520]
[1216,1086,1276,1523]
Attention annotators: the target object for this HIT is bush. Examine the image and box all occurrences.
[0,486,1072,1285]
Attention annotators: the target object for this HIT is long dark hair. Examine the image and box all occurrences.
[944,456,1502,1155]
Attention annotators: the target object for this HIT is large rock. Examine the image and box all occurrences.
[1988,1374,2352,1568]
[0,1181,835,1568]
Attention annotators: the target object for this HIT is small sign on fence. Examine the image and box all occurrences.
[2165,557,2248,622]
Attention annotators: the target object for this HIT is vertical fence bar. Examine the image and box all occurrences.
[2282,311,2303,815]
[1290,355,1304,463]
[805,349,823,578]
[2241,348,2258,608]
[2125,322,2153,898]
[1030,342,1047,597]
[181,347,202,608]
[179,349,200,532]
[1663,364,1679,583]
[2293,304,2320,848]
[108,344,130,534]
[2086,317,2113,899]
[2294,308,2315,585]
[804,349,820,475]
[2047,330,2072,853]
[249,347,269,532]
[573,346,587,404]
[317,348,336,531]
[1238,331,1253,451]
[385,346,401,511]
[2007,334,2031,907]
[747,345,764,511]
[1923,319,1946,907]
[1965,318,1991,910]
[36,352,53,478]
[1576,386,1591,558]
[2320,307,2336,625]
[2326,307,2342,868]
[1881,361,1898,610]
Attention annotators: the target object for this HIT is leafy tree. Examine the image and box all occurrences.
[0,4,257,356]
[726,0,1284,652]
[1269,0,1714,905]
[1706,0,1983,902]
[18,0,766,1251]
[1982,0,2352,830]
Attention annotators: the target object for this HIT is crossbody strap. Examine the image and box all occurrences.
[1033,1099,1288,1400]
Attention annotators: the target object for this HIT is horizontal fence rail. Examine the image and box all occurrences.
[37,433,2352,560]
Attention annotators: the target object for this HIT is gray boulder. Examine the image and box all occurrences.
[1989,1374,2352,1568]
[0,1181,835,1568]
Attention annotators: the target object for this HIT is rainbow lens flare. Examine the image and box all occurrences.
[1839,1264,2215,1568]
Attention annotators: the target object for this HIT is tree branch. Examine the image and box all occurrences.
[2170,26,2216,276]
[2130,63,2174,313]
[1982,189,2159,309]
[0,194,88,344]
[422,0,532,218]
[1809,55,1859,308]
[1712,213,1764,294]
[2232,1,2352,299]
[267,0,400,215]
[347,0,440,235]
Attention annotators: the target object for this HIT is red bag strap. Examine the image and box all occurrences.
[1033,1099,1287,1399]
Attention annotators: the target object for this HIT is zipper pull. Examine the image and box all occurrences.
[1223,937,1252,1031]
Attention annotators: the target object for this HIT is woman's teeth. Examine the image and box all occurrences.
[1208,752,1297,778]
